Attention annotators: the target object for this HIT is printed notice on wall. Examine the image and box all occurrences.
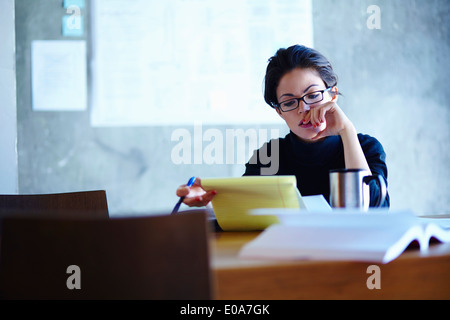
[31,40,87,111]
[90,0,313,126]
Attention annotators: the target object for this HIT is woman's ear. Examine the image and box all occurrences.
[275,107,284,118]
[331,86,339,102]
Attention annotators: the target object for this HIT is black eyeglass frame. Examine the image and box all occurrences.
[275,87,334,112]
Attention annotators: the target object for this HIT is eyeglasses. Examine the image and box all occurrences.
[276,87,333,112]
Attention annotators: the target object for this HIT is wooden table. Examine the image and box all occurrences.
[210,232,450,300]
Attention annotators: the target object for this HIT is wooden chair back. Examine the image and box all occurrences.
[0,210,212,300]
[0,190,109,219]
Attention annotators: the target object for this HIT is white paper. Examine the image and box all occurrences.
[301,195,333,212]
[32,40,87,111]
[251,208,414,227]
[90,0,314,126]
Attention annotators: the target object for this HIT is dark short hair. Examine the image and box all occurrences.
[264,45,338,108]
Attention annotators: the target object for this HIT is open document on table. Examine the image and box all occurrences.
[239,210,450,264]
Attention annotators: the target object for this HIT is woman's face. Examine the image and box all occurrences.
[276,68,335,142]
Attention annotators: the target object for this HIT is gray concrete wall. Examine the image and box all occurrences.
[14,0,450,216]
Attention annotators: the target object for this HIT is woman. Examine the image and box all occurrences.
[176,45,390,208]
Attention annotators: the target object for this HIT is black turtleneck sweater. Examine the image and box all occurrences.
[243,131,390,208]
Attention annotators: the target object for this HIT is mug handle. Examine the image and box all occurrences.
[363,174,387,207]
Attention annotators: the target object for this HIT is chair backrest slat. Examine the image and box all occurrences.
[0,210,212,300]
[0,190,109,219]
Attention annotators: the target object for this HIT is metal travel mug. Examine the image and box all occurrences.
[329,169,386,210]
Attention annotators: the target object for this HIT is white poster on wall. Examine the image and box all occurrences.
[90,0,313,126]
[31,40,87,111]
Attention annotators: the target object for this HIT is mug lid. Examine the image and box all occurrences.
[329,168,369,173]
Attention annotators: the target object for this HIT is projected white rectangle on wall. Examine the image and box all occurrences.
[90,0,313,126]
